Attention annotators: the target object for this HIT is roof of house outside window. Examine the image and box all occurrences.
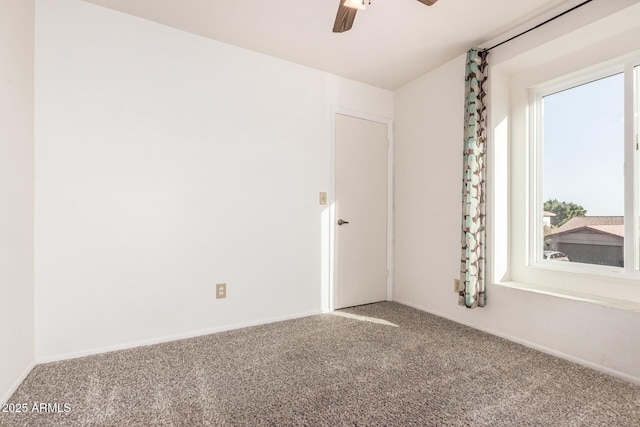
[548,216,624,238]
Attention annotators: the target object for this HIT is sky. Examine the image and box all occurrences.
[543,72,625,216]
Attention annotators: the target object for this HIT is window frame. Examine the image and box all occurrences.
[527,55,640,279]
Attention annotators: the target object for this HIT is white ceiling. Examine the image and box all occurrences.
[82,0,584,90]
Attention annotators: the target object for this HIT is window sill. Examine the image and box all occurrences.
[494,280,640,313]
[532,259,640,279]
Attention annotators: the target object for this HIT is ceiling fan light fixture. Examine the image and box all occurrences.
[334,0,436,34]
[343,0,366,10]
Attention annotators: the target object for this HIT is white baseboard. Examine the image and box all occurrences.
[1,361,36,406]
[393,298,640,386]
[37,309,322,364]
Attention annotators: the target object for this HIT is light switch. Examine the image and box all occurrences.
[319,192,327,205]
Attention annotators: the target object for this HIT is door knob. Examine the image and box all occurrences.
[337,219,349,225]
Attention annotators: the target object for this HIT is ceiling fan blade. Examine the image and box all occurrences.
[416,0,438,5]
[333,2,358,33]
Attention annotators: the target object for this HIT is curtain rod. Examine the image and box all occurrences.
[480,0,593,55]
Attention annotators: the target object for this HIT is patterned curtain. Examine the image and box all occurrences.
[459,48,488,308]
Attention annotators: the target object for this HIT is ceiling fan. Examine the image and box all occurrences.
[333,0,438,33]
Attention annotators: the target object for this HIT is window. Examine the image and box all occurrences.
[530,58,640,274]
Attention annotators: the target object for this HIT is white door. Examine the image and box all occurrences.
[334,113,388,309]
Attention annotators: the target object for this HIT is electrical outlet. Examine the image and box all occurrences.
[319,192,327,205]
[454,279,460,293]
[216,283,227,299]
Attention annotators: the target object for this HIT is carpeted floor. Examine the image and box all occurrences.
[1,302,639,426]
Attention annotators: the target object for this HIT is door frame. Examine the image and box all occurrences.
[328,106,394,311]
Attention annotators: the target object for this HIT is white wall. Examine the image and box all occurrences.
[0,0,36,404]
[34,0,392,361]
[393,3,640,383]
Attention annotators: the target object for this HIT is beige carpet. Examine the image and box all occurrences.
[1,302,639,426]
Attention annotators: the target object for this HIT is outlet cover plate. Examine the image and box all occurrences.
[216,283,227,299]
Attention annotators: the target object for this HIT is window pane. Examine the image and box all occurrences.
[542,73,624,267]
